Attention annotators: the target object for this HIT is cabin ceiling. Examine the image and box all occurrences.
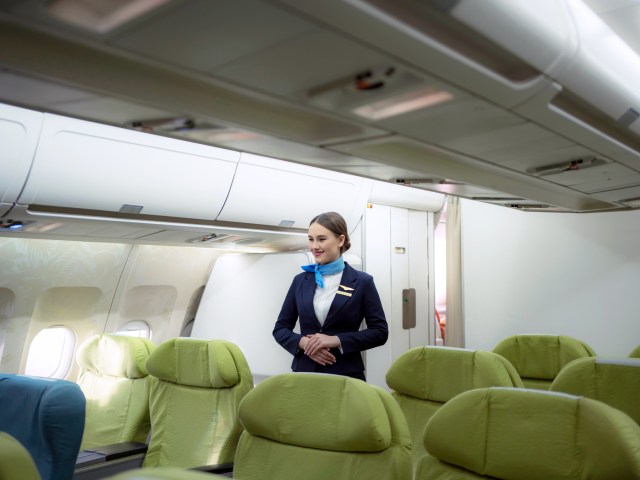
[1,0,640,213]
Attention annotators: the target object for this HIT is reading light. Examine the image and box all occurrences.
[47,0,172,34]
[352,87,454,121]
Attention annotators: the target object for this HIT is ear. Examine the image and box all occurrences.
[338,235,345,247]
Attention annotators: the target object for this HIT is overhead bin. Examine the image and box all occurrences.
[369,181,444,212]
[450,0,640,150]
[217,153,373,231]
[0,103,43,217]
[18,114,240,220]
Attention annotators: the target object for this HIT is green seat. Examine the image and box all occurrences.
[492,334,596,389]
[76,334,156,450]
[550,356,640,424]
[416,387,640,479]
[234,373,413,479]
[386,346,523,465]
[0,432,40,480]
[142,338,253,468]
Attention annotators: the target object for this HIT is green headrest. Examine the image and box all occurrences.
[630,345,640,358]
[551,357,640,424]
[0,432,40,480]
[146,338,241,388]
[386,346,523,402]
[493,334,596,380]
[76,334,155,379]
[239,373,393,452]
[424,387,640,479]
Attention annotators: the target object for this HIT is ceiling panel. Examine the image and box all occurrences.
[110,0,314,72]
[214,28,391,99]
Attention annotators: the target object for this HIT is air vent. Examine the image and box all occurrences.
[232,237,263,245]
[508,204,568,212]
[617,196,640,208]
[127,117,225,134]
[187,233,232,244]
[526,157,608,177]
[307,66,453,120]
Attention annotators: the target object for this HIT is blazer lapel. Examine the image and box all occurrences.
[302,272,322,327]
[324,264,358,327]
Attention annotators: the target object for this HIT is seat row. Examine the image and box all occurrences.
[2,333,640,479]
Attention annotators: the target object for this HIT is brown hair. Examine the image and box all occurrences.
[309,212,351,254]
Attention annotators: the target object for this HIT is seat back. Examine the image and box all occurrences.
[416,387,640,480]
[492,334,596,389]
[76,333,156,449]
[0,432,40,480]
[234,373,413,480]
[550,357,640,424]
[0,374,85,480]
[142,338,253,468]
[386,346,523,464]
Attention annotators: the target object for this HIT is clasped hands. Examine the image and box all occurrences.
[299,333,340,366]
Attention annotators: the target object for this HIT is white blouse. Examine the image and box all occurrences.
[313,271,343,326]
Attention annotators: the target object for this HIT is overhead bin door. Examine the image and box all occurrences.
[217,153,372,231]
[18,114,240,220]
[0,103,43,217]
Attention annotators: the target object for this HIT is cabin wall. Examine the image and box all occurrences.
[0,237,222,378]
[461,199,640,356]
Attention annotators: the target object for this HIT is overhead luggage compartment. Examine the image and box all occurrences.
[217,153,373,231]
[0,103,42,217]
[17,114,240,220]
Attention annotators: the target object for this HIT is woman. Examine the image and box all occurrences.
[273,212,388,381]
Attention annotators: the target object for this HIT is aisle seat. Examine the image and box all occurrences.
[232,372,413,479]
[142,338,253,469]
[386,346,523,465]
[415,387,640,479]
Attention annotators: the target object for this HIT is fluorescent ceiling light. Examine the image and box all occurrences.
[47,0,171,34]
[352,87,454,121]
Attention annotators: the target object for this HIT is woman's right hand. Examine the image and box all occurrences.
[299,336,336,366]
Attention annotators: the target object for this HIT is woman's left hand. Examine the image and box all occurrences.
[304,333,340,357]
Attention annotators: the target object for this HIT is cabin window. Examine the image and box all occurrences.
[24,326,75,379]
[115,320,151,339]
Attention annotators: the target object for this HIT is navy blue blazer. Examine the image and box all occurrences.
[273,263,388,376]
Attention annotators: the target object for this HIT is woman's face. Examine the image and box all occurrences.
[308,222,345,265]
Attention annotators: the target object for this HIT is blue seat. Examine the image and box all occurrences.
[0,373,85,480]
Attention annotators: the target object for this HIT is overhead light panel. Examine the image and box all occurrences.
[352,87,454,121]
[47,0,171,34]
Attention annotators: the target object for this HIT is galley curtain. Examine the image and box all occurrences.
[445,196,464,347]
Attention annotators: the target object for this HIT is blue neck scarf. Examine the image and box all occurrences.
[301,256,345,288]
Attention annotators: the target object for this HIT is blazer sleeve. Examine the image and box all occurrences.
[336,275,388,354]
[272,277,303,355]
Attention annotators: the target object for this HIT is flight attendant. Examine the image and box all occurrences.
[273,211,388,381]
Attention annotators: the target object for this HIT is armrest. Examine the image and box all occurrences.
[76,442,148,466]
[191,462,234,475]
[75,442,148,479]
